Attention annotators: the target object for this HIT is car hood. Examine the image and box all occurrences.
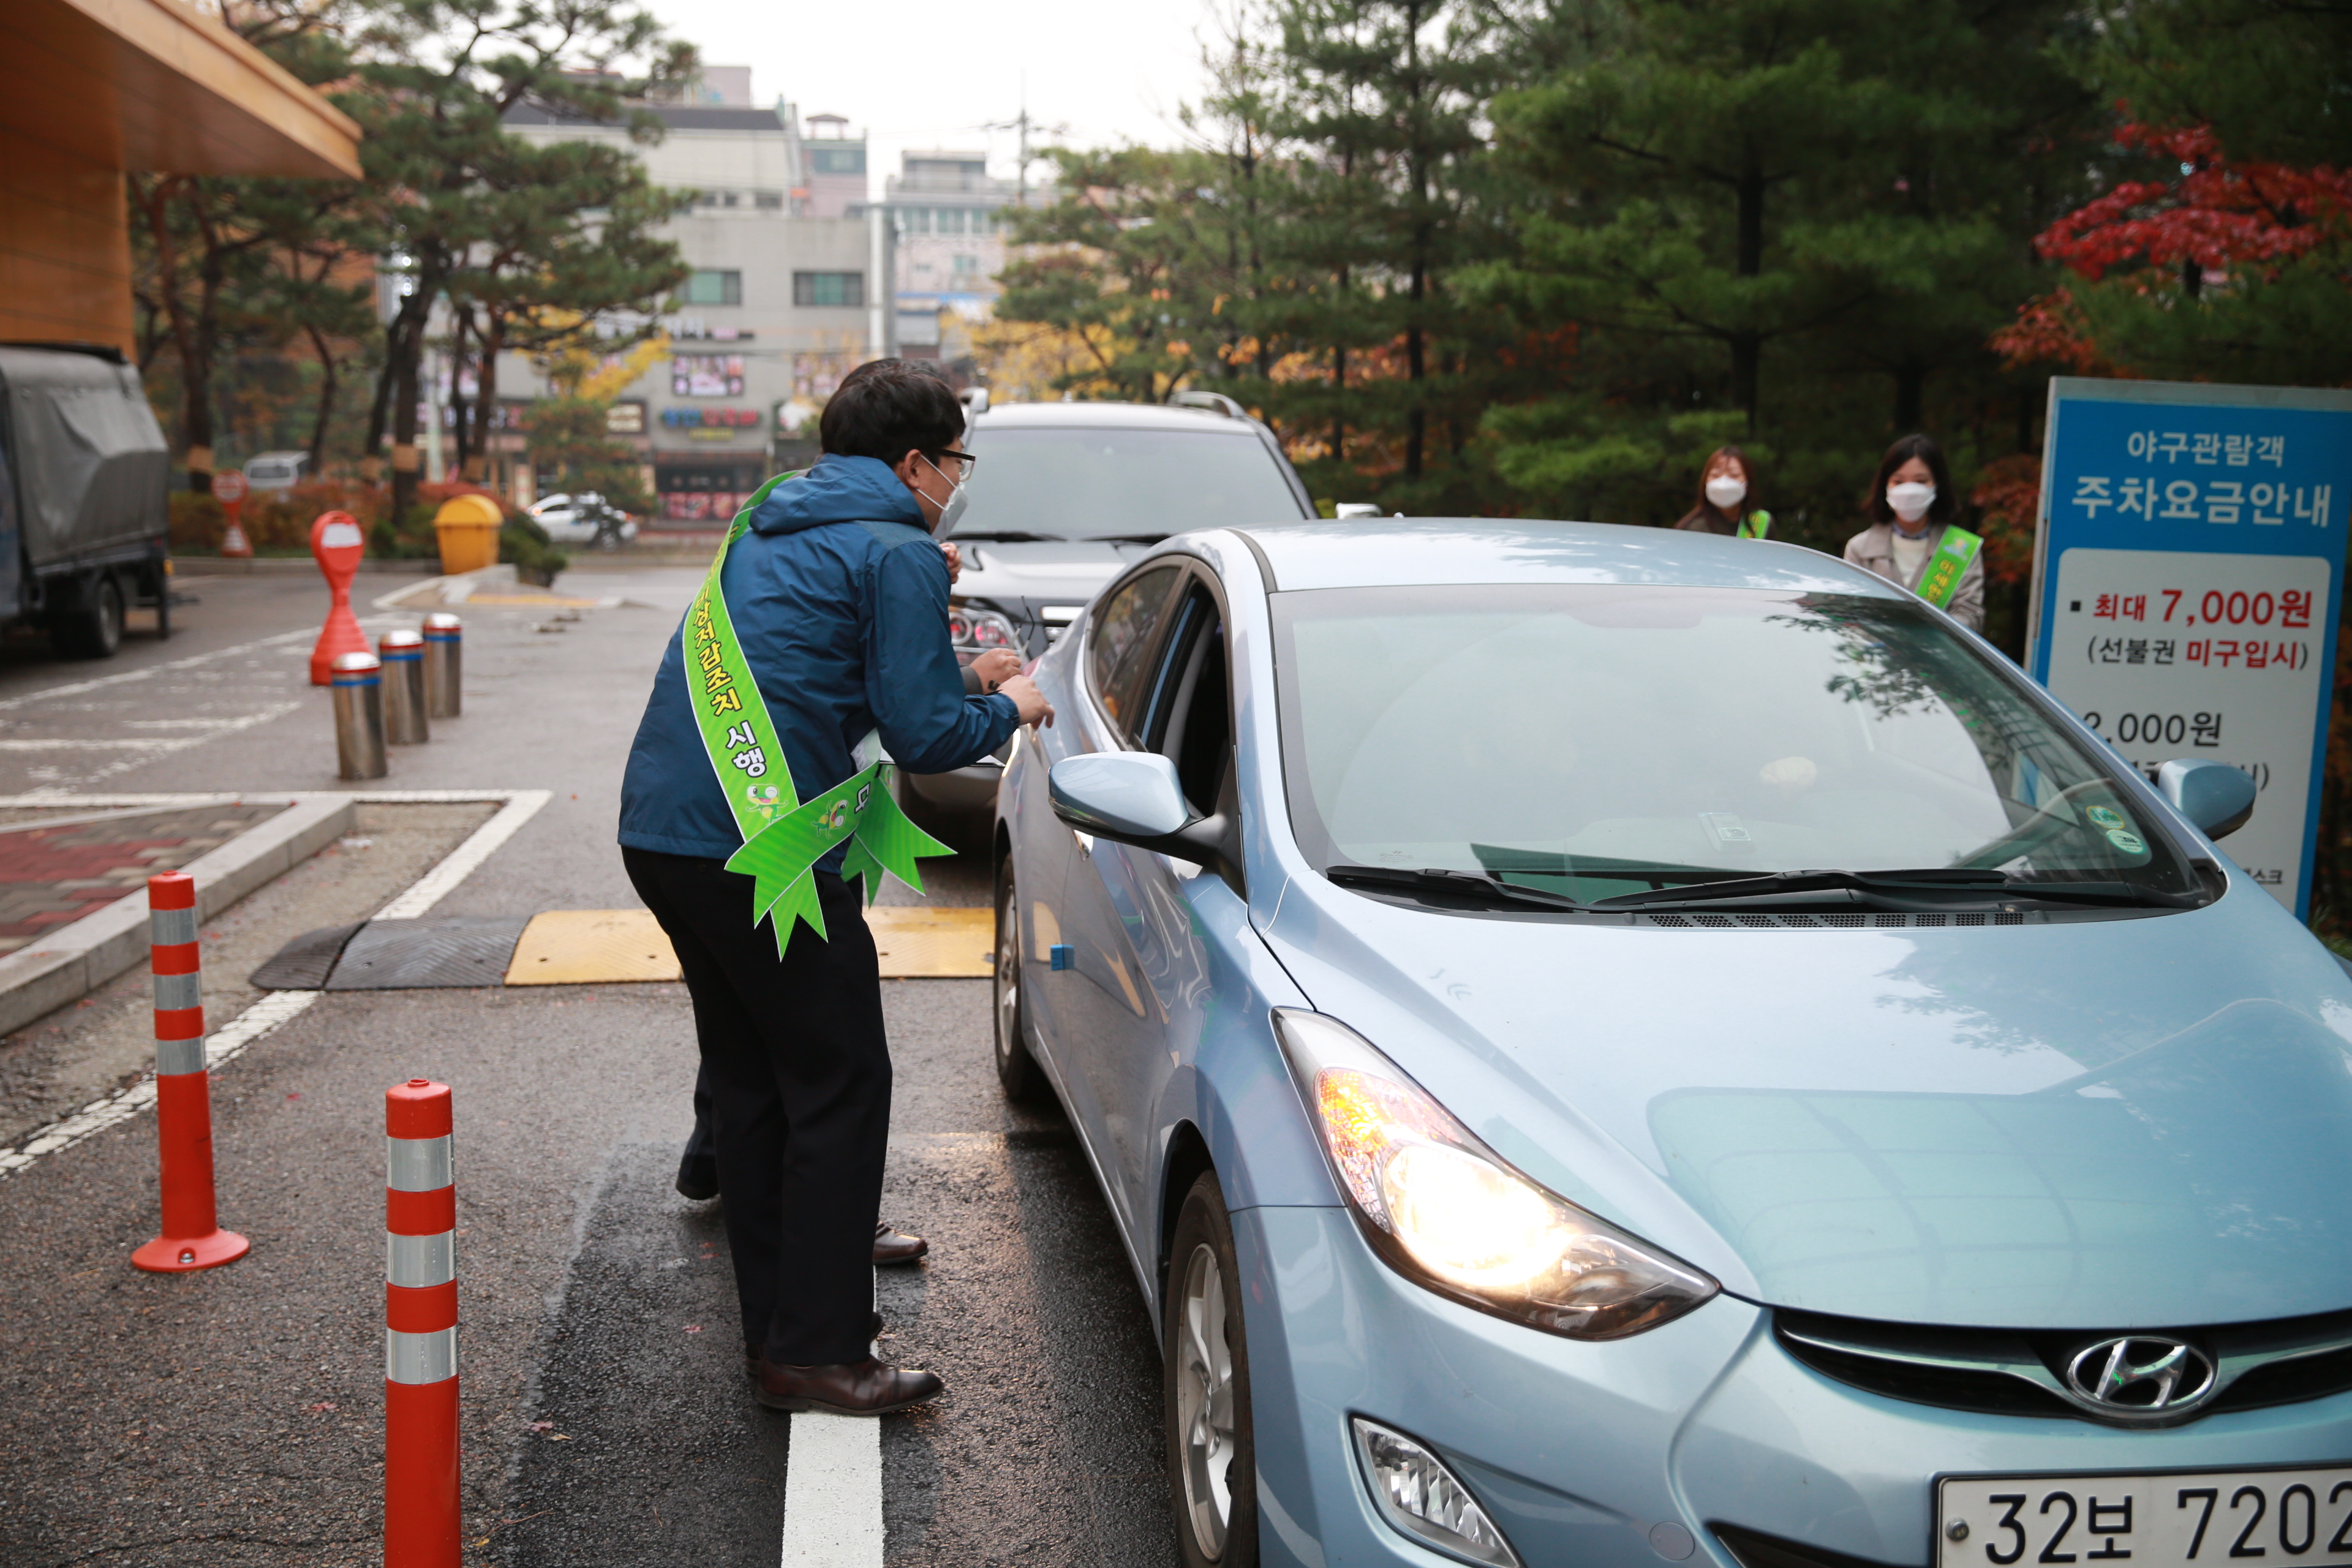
[948,538,1157,612]
[1258,877,2352,1329]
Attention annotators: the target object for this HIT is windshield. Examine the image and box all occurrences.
[1273,584,2203,903]
[954,426,1306,541]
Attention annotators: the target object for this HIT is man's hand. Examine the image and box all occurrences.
[968,647,1021,693]
[940,541,962,584]
[1000,673,1055,729]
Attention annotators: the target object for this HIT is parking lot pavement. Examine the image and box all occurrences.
[0,564,1175,1566]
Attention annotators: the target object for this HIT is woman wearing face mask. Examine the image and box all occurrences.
[1674,445,1771,538]
[1844,433,1985,630]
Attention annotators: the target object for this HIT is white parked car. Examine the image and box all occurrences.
[242,450,309,492]
[527,492,638,549]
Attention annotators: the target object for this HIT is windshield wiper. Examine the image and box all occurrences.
[1324,865,1583,912]
[1091,532,1172,545]
[950,530,1066,543]
[1591,868,2195,913]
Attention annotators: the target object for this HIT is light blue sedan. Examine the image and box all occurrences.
[988,520,2352,1568]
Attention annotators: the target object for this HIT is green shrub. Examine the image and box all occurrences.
[499,513,568,587]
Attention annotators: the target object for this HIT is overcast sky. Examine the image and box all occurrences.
[646,0,1226,196]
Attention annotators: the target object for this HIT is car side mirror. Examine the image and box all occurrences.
[1051,752,1190,837]
[1049,753,1243,886]
[1333,502,1382,519]
[2157,758,2256,841]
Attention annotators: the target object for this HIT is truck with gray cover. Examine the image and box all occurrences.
[0,344,173,658]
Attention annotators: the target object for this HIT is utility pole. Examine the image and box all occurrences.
[987,82,1065,209]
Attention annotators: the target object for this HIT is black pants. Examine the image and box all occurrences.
[624,847,888,1365]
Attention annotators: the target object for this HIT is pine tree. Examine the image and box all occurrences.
[1472,0,2094,536]
[340,0,695,522]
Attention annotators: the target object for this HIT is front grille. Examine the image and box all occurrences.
[1776,1306,2352,1427]
[1715,1523,1916,1568]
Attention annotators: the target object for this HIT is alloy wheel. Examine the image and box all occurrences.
[994,888,1022,1076]
[1176,1240,1238,1558]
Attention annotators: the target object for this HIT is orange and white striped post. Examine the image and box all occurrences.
[131,871,248,1273]
[385,1077,460,1567]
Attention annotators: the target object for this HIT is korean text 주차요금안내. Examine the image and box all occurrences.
[2070,477,2333,526]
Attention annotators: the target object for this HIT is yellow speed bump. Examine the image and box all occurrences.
[505,910,679,984]
[866,906,993,978]
[502,905,995,984]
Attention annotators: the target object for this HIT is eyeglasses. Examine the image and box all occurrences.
[924,450,979,481]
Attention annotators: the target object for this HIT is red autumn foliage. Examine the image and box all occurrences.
[1992,116,2352,372]
[1990,288,2111,374]
[2033,120,2351,283]
[1969,453,2042,590]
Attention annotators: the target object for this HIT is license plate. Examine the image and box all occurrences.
[1939,1469,2352,1568]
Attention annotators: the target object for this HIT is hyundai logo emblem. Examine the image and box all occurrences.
[2064,1336,2217,1416]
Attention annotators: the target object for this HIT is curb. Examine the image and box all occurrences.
[172,557,439,578]
[0,794,356,1038]
[373,563,516,612]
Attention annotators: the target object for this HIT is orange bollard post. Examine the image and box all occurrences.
[309,510,371,686]
[385,1078,461,1568]
[131,872,248,1273]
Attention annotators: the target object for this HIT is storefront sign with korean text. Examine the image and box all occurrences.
[2028,377,2352,915]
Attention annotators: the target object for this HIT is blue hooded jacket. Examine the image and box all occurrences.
[618,455,1018,869]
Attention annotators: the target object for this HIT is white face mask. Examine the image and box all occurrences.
[1887,481,1937,525]
[1705,474,1747,510]
[920,454,970,538]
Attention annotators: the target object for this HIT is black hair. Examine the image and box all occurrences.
[1675,443,1762,530]
[819,358,963,464]
[1866,433,1955,525]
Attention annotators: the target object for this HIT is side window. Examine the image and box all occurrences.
[1088,565,1182,734]
[1146,587,1232,815]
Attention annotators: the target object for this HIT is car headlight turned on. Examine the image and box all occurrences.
[1352,1417,1521,1567]
[948,606,1020,658]
[1273,1009,1717,1340]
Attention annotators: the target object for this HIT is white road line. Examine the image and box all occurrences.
[0,628,314,712]
[778,1270,887,1566]
[782,1411,884,1566]
[0,704,302,751]
[0,786,548,1182]
[372,790,551,919]
[0,989,319,1178]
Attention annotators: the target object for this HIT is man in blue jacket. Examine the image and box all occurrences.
[619,361,1051,1415]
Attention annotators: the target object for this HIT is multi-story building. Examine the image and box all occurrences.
[883,151,1030,364]
[799,113,867,221]
[500,75,891,527]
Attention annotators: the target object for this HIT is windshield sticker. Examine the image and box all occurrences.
[2106,827,2149,856]
[2086,805,2127,830]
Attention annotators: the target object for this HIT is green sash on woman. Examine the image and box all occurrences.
[684,471,956,952]
[1915,526,1983,610]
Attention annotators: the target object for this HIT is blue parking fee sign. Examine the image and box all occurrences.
[2029,377,2352,916]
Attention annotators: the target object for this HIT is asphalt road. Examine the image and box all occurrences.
[0,564,1175,1566]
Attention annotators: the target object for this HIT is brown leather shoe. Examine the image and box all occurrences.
[746,1314,886,1376]
[873,1219,929,1265]
[753,1355,943,1415]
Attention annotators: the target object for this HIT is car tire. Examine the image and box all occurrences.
[51,575,124,659]
[992,858,1050,1104]
[1166,1169,1259,1568]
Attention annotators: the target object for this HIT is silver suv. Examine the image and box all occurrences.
[900,394,1316,832]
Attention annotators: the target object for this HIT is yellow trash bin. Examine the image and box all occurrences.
[431,494,504,576]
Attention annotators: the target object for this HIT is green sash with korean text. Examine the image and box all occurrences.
[1738,510,1773,540]
[685,470,955,953]
[1915,526,1983,611]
